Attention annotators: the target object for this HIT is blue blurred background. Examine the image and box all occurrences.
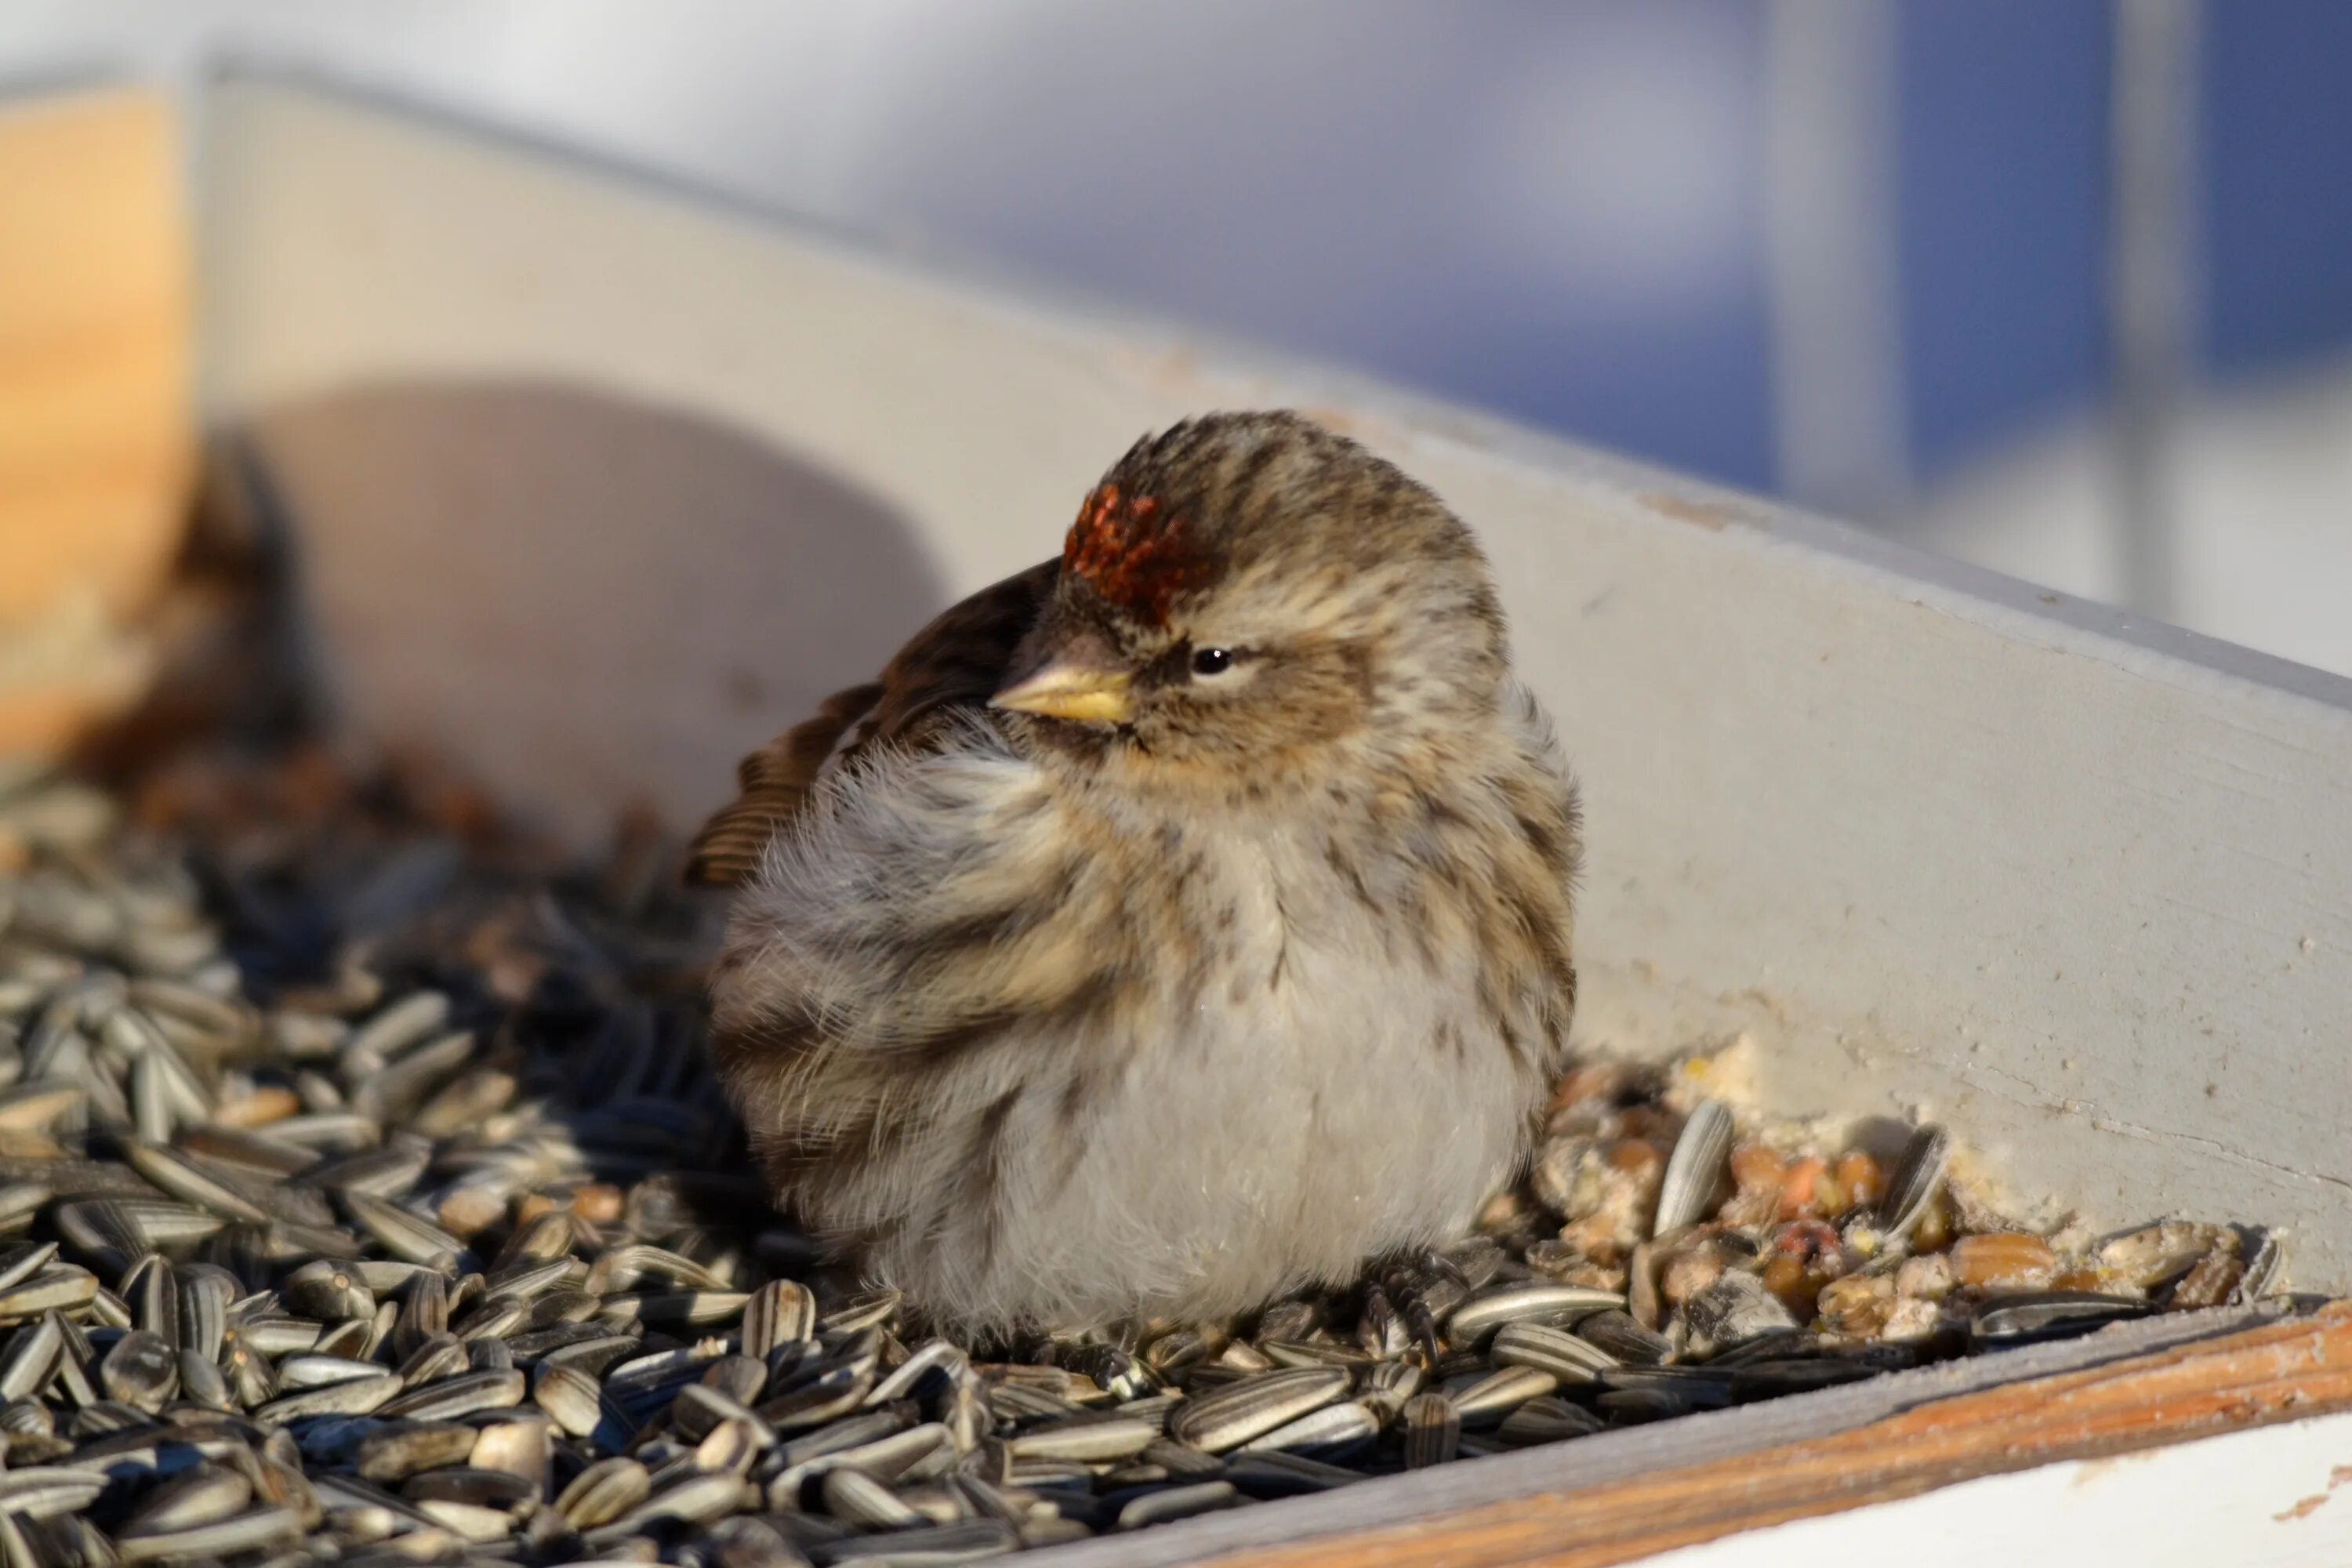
[8,0,2348,672]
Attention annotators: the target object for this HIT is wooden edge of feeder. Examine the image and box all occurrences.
[0,84,194,768]
[1256,1303,2352,1568]
[1026,1302,2352,1568]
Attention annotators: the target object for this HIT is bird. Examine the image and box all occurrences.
[688,410,1580,1338]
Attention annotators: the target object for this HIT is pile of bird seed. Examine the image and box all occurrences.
[0,749,2297,1567]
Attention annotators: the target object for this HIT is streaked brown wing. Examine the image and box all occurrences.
[684,557,1058,886]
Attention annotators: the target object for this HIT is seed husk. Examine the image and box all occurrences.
[1401,1392,1459,1468]
[1653,1099,1734,1238]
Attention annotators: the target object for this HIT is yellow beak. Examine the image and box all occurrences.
[989,663,1134,725]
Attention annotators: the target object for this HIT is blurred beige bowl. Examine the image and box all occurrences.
[0,88,192,766]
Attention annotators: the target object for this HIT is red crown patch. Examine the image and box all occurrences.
[1061,484,1204,626]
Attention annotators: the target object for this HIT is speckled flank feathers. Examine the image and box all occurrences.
[693,411,1581,1335]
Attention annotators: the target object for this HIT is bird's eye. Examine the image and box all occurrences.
[1190,647,1235,677]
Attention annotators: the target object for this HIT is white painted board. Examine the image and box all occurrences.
[195,71,2352,1316]
[1644,1407,2352,1568]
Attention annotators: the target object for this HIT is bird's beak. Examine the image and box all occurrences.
[989,662,1134,725]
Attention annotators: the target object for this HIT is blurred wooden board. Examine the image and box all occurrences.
[0,86,191,760]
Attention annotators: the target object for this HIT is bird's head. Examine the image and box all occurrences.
[992,412,1509,794]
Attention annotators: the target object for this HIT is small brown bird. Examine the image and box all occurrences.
[690,412,1579,1336]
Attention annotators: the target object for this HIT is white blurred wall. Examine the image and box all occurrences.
[7,1,2349,678]
[1908,362,2352,680]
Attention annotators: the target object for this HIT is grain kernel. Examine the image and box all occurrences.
[1761,1254,1812,1316]
[1606,1139,1664,1180]
[1729,1144,1785,1193]
[1817,1273,1895,1336]
[1894,1252,1954,1301]
[1658,1244,1725,1308]
[572,1185,626,1224]
[213,1085,301,1129]
[1835,1152,1884,1212]
[1812,1171,1848,1218]
[1777,1156,1827,1219]
[1950,1232,2057,1291]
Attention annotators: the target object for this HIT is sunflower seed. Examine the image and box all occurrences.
[1166,1367,1348,1454]
[99,1328,178,1410]
[1236,1399,1379,1455]
[0,1266,98,1322]
[1971,1290,2155,1345]
[122,1138,272,1222]
[174,1265,236,1359]
[1401,1392,1458,1468]
[123,1461,253,1532]
[1576,1308,1672,1366]
[344,993,451,1065]
[1446,1283,1624,1345]
[405,1465,536,1512]
[254,1372,402,1422]
[113,1503,303,1561]
[1653,1100,1733,1237]
[278,1352,393,1390]
[376,1367,525,1420]
[601,1469,748,1534]
[1497,1395,1605,1446]
[343,1192,466,1265]
[0,1243,56,1298]
[1007,1417,1156,1463]
[557,1457,651,1528]
[1878,1124,1951,1240]
[531,1361,603,1436]
[0,1466,110,1519]
[742,1279,817,1356]
[281,1258,376,1320]
[1449,1363,1560,1425]
[822,1466,921,1528]
[817,1290,900,1336]
[176,1346,233,1410]
[300,1143,433,1198]
[1221,1450,1365,1497]
[0,1316,63,1401]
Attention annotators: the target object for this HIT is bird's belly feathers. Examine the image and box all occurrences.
[866,841,1544,1330]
